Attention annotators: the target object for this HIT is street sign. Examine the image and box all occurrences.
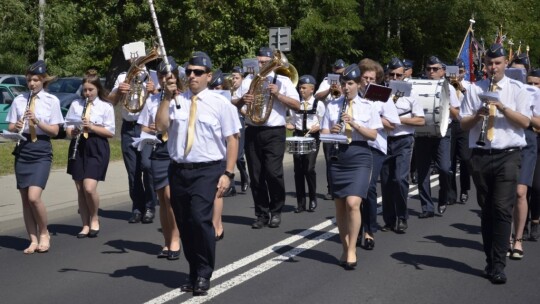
[269,27,291,52]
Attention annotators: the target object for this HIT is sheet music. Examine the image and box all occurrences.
[327,74,340,85]
[478,92,500,103]
[132,131,161,151]
[0,130,26,141]
[389,80,412,97]
[320,133,348,143]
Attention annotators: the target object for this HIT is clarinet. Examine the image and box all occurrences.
[330,97,349,161]
[16,92,34,146]
[69,98,89,160]
[476,74,496,146]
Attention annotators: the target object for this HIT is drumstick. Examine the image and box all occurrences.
[304,121,320,137]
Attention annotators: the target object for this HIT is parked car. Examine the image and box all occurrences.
[0,84,28,131]
[0,74,27,87]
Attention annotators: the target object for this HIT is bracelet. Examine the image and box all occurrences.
[223,171,235,179]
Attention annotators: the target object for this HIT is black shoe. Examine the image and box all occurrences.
[483,264,494,279]
[142,209,155,224]
[530,223,539,241]
[308,200,317,212]
[324,193,333,200]
[294,199,306,213]
[411,172,418,184]
[268,214,281,228]
[128,212,142,224]
[180,280,194,293]
[157,249,169,258]
[490,271,507,284]
[193,277,210,296]
[418,211,435,218]
[396,219,408,233]
[364,238,375,250]
[342,261,357,270]
[438,204,447,215]
[77,232,88,239]
[88,229,100,238]
[251,217,268,229]
[216,231,224,241]
[167,250,181,260]
[380,224,394,232]
[460,192,469,204]
[241,181,249,192]
[223,186,237,197]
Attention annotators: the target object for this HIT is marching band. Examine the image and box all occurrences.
[5,22,540,295]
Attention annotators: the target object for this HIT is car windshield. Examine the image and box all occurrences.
[48,78,82,94]
[11,86,28,95]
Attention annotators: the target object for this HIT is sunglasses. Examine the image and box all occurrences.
[389,73,403,77]
[185,69,207,77]
[426,67,441,72]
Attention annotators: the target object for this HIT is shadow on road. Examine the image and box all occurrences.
[0,235,28,251]
[222,215,255,226]
[102,239,162,255]
[423,235,483,251]
[450,223,481,234]
[390,251,484,277]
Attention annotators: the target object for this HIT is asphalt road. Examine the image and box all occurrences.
[0,156,538,304]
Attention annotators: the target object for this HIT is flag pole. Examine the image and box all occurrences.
[457,19,475,59]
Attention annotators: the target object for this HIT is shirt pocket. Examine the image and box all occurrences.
[198,114,217,139]
[355,112,371,127]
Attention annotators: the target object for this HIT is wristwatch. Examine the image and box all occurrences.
[223,171,235,179]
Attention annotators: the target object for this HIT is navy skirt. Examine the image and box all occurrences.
[150,136,170,190]
[519,128,538,186]
[330,141,373,199]
[14,134,52,189]
[67,134,110,181]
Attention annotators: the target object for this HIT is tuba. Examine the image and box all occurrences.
[120,45,160,113]
[246,50,298,125]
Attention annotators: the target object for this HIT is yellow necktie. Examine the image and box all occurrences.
[162,131,168,142]
[184,95,198,157]
[486,84,498,142]
[29,95,37,142]
[345,100,353,144]
[83,101,93,139]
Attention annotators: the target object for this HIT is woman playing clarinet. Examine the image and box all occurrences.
[65,69,115,238]
[321,64,382,270]
[6,60,64,254]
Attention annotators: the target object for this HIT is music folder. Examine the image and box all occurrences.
[505,68,527,84]
[388,81,412,98]
[0,130,26,141]
[478,92,500,103]
[363,83,392,102]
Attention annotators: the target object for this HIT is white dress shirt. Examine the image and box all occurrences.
[460,76,533,149]
[368,100,401,154]
[7,90,64,135]
[166,88,241,163]
[388,92,425,137]
[288,96,326,131]
[65,97,115,134]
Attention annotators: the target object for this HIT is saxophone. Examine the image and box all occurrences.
[245,50,298,125]
[120,45,160,113]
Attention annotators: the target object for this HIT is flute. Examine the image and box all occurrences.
[69,98,89,160]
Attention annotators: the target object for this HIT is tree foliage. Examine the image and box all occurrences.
[0,0,539,85]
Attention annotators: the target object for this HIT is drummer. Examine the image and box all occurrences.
[286,75,326,213]
[415,56,461,218]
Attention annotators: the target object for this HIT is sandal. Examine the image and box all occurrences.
[37,234,50,253]
[24,242,38,254]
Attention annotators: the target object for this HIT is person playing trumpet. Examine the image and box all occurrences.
[65,69,115,238]
[461,43,532,284]
[286,75,326,213]
[321,64,383,270]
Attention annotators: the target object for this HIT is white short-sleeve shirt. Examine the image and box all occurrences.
[368,100,401,154]
[388,92,425,137]
[167,88,241,163]
[65,97,115,134]
[7,90,64,135]
[288,96,326,130]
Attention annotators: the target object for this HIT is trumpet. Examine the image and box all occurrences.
[476,74,496,146]
[69,98,89,160]
[330,83,341,98]
[330,96,349,161]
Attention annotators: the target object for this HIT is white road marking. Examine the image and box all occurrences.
[145,173,442,304]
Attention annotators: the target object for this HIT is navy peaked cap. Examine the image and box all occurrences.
[341,64,361,81]
[486,43,506,58]
[189,51,212,69]
[28,60,47,75]
[257,47,273,58]
[388,57,405,70]
[298,75,316,86]
[158,56,178,74]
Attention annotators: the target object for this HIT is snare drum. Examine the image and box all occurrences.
[286,136,316,154]
[409,79,451,137]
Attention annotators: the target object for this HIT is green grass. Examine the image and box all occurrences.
[0,138,123,176]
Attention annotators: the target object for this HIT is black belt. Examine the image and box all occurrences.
[22,134,50,141]
[171,160,220,169]
[246,125,285,130]
[472,147,521,155]
[388,134,413,141]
